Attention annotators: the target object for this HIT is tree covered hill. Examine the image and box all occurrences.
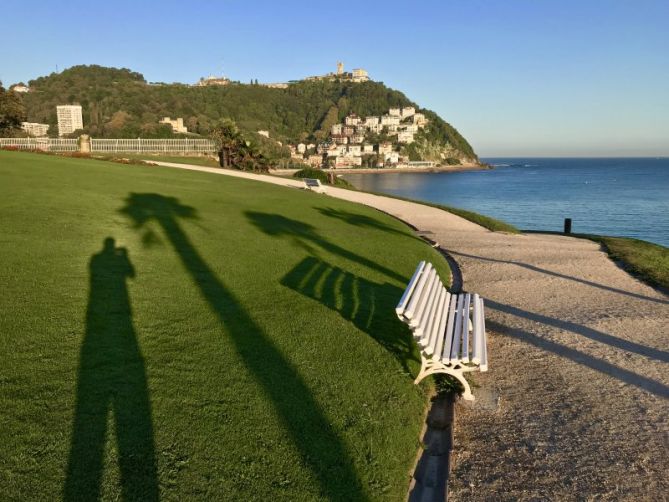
[21,65,477,161]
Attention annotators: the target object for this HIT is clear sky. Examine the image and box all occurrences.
[2,0,668,156]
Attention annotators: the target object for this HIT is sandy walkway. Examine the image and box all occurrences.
[154,162,669,500]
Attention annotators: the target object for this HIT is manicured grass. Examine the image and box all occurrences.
[0,150,449,500]
[582,235,669,290]
[123,154,221,167]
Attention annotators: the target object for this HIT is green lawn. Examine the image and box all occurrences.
[0,151,449,500]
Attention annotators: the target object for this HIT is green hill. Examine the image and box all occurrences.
[21,65,478,162]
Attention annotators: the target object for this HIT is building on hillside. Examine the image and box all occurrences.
[297,143,307,154]
[364,116,380,127]
[386,124,399,134]
[384,151,400,164]
[367,123,383,134]
[378,142,393,155]
[401,123,419,133]
[327,145,346,157]
[345,114,360,126]
[257,130,270,138]
[388,108,401,117]
[401,107,416,119]
[196,75,231,86]
[56,105,83,136]
[307,154,324,167]
[350,133,365,144]
[347,144,362,156]
[335,155,362,168]
[317,143,330,154]
[352,68,369,82]
[21,122,49,137]
[398,131,415,144]
[10,84,30,93]
[343,126,355,136]
[332,134,349,145]
[159,117,188,133]
[331,124,343,135]
[413,113,427,126]
[261,82,289,89]
[362,144,374,154]
[381,114,400,126]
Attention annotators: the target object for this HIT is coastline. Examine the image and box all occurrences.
[269,163,491,176]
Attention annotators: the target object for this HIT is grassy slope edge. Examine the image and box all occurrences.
[0,150,452,500]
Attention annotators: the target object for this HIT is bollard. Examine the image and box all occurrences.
[564,218,572,234]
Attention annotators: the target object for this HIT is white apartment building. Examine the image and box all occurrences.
[11,84,30,93]
[381,115,400,126]
[413,113,427,126]
[366,123,383,133]
[56,105,83,136]
[364,116,380,126]
[385,151,400,164]
[159,117,188,134]
[297,143,306,153]
[331,124,343,135]
[327,145,347,157]
[401,107,416,119]
[350,133,365,144]
[345,115,360,126]
[398,131,415,144]
[362,144,374,154]
[378,142,394,155]
[21,122,49,137]
[388,108,401,117]
[347,145,362,156]
[335,156,362,168]
[401,123,419,133]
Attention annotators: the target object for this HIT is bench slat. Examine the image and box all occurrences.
[472,293,482,364]
[396,261,425,316]
[478,297,488,371]
[409,267,438,328]
[432,291,451,361]
[421,286,445,353]
[449,294,465,363]
[460,294,471,363]
[427,289,450,357]
[414,271,441,335]
[441,294,458,362]
[403,263,433,321]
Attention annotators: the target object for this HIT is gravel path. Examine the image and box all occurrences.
[154,163,669,501]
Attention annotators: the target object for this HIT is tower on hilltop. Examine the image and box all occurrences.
[337,61,344,75]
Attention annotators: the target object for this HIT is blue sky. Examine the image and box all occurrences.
[2,0,668,156]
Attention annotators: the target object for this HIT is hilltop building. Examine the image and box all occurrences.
[56,105,83,136]
[21,122,49,137]
[159,117,188,133]
[196,75,231,87]
[10,84,30,93]
[305,62,370,83]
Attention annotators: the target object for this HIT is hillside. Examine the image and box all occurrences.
[20,65,478,162]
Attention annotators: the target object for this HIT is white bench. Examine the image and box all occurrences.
[396,261,488,400]
[303,178,326,194]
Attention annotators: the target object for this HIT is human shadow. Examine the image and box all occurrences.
[487,299,669,364]
[119,193,368,501]
[245,211,405,283]
[445,248,669,305]
[64,238,159,502]
[281,256,419,374]
[486,317,669,400]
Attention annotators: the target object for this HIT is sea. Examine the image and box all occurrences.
[343,158,669,248]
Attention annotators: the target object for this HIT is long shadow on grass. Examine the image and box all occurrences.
[64,238,159,502]
[119,193,368,501]
[281,256,419,374]
[246,211,406,283]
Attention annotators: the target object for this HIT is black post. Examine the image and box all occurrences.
[564,218,572,234]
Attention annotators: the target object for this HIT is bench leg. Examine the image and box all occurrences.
[414,358,475,401]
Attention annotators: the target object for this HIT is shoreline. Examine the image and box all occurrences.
[269,163,491,176]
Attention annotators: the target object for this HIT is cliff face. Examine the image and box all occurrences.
[20,65,478,162]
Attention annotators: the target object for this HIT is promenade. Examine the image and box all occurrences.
[155,162,669,500]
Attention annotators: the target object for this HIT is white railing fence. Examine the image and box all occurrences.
[0,138,78,151]
[0,138,217,154]
[90,138,216,154]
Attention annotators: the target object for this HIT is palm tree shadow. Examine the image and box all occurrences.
[119,193,368,501]
[64,237,159,502]
[281,256,419,374]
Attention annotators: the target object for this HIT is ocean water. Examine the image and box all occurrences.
[343,158,669,247]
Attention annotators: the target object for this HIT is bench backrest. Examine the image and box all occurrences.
[396,261,487,370]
